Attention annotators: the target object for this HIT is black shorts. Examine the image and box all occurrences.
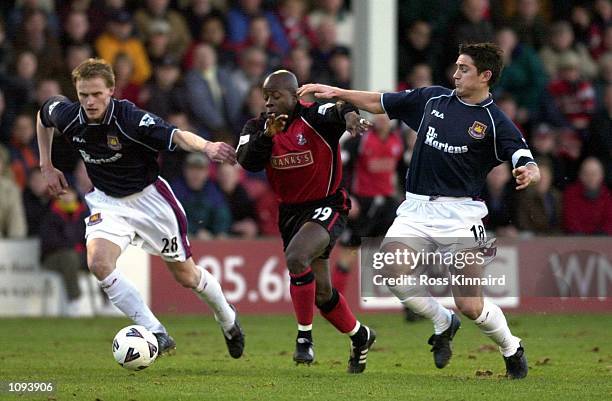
[339,195,400,247]
[278,189,351,259]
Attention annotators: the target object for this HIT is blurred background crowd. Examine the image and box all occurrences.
[0,0,610,250]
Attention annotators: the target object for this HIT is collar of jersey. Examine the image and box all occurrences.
[452,90,494,107]
[78,98,116,125]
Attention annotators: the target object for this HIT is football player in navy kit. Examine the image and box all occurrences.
[36,58,244,359]
[237,70,376,373]
[299,43,538,379]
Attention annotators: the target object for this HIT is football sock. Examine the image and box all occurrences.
[331,263,351,294]
[99,269,165,334]
[290,267,315,330]
[194,265,236,333]
[318,289,358,334]
[388,284,451,334]
[475,299,521,357]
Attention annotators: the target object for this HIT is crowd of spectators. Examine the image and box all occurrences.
[0,0,610,249]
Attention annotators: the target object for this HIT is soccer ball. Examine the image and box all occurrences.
[112,325,159,371]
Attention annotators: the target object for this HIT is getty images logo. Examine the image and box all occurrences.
[424,126,468,154]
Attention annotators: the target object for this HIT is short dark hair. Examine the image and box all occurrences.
[458,43,504,86]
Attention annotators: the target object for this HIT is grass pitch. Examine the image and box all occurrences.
[1,313,610,401]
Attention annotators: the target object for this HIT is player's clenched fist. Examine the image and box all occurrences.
[264,113,288,137]
[204,141,237,164]
[512,164,540,190]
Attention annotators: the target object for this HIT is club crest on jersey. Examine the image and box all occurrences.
[107,135,122,150]
[468,121,487,139]
[296,133,307,145]
[88,213,102,226]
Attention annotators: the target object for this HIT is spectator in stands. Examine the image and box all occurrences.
[171,153,232,239]
[0,144,27,238]
[112,53,141,105]
[405,63,433,90]
[39,187,88,316]
[22,167,50,237]
[496,93,525,135]
[546,53,597,134]
[516,159,562,234]
[539,21,598,80]
[278,0,317,50]
[182,0,225,39]
[226,0,289,54]
[217,163,259,238]
[55,44,93,101]
[563,157,612,235]
[13,8,62,74]
[145,20,173,66]
[184,44,242,141]
[309,0,354,49]
[594,53,612,107]
[508,0,548,50]
[328,47,351,89]
[592,23,612,60]
[284,46,316,85]
[6,0,60,41]
[60,10,91,49]
[494,26,548,123]
[231,46,268,106]
[397,20,438,83]
[585,83,612,187]
[8,113,38,190]
[235,15,283,70]
[95,9,152,85]
[481,163,518,237]
[0,19,15,76]
[590,0,612,59]
[310,16,346,79]
[141,56,185,120]
[184,14,234,70]
[238,84,266,136]
[10,50,39,109]
[134,0,192,60]
[441,0,495,71]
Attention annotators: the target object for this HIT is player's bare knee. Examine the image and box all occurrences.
[286,251,310,275]
[456,299,483,320]
[88,256,115,280]
[172,266,198,288]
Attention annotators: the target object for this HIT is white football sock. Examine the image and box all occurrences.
[193,265,236,333]
[99,269,165,333]
[388,284,452,334]
[475,299,521,357]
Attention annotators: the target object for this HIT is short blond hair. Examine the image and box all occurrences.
[72,58,115,88]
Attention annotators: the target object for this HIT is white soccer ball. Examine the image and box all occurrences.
[112,325,159,371]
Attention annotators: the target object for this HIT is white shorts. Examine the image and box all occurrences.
[383,192,489,254]
[84,177,192,262]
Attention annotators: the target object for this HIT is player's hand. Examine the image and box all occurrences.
[40,165,68,197]
[264,113,288,137]
[513,164,540,190]
[345,112,373,136]
[203,141,237,164]
[297,84,342,100]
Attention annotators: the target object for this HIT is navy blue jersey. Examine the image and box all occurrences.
[381,86,534,197]
[40,96,177,197]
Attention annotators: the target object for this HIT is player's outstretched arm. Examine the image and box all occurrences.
[297,84,385,114]
[172,129,236,165]
[513,164,540,190]
[36,112,68,196]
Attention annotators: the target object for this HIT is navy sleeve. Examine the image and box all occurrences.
[118,101,177,152]
[381,86,451,130]
[493,109,536,168]
[40,95,76,132]
[303,101,359,142]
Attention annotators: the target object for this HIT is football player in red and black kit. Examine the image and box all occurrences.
[237,70,376,373]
